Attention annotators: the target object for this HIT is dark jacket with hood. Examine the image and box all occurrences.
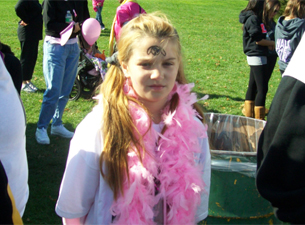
[275,16,305,71]
[256,75,305,223]
[239,10,268,57]
[43,0,90,39]
[267,20,277,56]
[256,32,305,224]
[15,0,43,42]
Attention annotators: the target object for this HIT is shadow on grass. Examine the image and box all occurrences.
[23,122,74,224]
[195,92,244,114]
[35,89,45,95]
[196,92,244,102]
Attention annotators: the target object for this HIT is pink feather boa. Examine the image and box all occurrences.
[111,82,207,224]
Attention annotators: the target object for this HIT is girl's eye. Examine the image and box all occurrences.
[140,62,151,67]
[163,62,173,66]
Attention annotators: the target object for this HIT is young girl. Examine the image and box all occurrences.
[263,0,281,80]
[92,0,105,30]
[239,0,275,120]
[55,13,211,225]
[109,0,146,55]
[275,0,305,75]
[262,0,281,114]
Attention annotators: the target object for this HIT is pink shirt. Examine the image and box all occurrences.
[92,0,104,12]
[114,2,146,41]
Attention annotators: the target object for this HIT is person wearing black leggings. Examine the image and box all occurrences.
[15,0,43,93]
[239,0,275,120]
[246,64,269,107]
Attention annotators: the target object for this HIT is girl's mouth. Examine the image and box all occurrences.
[149,84,165,90]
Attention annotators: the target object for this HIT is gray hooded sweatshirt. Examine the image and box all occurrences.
[275,16,305,72]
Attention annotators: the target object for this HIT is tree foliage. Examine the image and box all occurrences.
[279,0,288,14]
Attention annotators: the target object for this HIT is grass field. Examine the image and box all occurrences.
[0,0,282,224]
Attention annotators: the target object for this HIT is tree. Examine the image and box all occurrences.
[279,0,288,14]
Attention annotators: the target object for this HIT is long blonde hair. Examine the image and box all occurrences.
[100,13,204,200]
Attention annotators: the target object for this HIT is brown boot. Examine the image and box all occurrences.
[242,100,254,117]
[255,106,265,120]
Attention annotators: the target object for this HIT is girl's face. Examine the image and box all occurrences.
[122,37,179,109]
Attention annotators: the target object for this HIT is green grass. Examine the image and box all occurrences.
[0,0,281,224]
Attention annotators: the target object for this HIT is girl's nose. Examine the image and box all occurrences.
[150,67,163,80]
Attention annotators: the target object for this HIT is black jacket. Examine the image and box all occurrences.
[267,20,277,56]
[239,10,268,56]
[15,0,43,41]
[43,0,90,38]
[256,76,305,223]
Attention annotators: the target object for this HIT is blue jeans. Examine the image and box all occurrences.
[37,41,79,129]
[96,6,105,28]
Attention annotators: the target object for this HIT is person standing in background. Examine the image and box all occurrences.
[262,0,281,114]
[109,0,146,56]
[263,0,281,80]
[275,0,305,75]
[35,0,90,145]
[92,0,105,30]
[239,0,275,120]
[15,0,43,93]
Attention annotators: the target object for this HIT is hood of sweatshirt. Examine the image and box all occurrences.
[276,16,305,39]
[239,10,255,24]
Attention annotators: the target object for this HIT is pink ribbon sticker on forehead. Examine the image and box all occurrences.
[147,46,166,56]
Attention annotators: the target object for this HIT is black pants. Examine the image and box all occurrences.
[245,64,268,106]
[20,40,39,81]
[266,54,277,82]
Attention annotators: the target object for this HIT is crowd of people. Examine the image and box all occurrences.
[240,0,305,121]
[1,0,305,224]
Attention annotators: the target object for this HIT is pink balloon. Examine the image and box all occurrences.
[82,18,101,46]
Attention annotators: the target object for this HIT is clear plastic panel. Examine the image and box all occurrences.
[204,113,266,177]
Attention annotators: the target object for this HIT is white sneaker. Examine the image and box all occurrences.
[35,128,50,144]
[28,81,38,91]
[51,125,74,138]
[22,83,36,93]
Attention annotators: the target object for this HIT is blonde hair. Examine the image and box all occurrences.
[99,13,204,200]
[283,0,305,18]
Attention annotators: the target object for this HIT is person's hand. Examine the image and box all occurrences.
[20,20,28,26]
[63,218,81,225]
[97,2,102,6]
[268,45,275,51]
[269,41,275,51]
[73,22,81,33]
